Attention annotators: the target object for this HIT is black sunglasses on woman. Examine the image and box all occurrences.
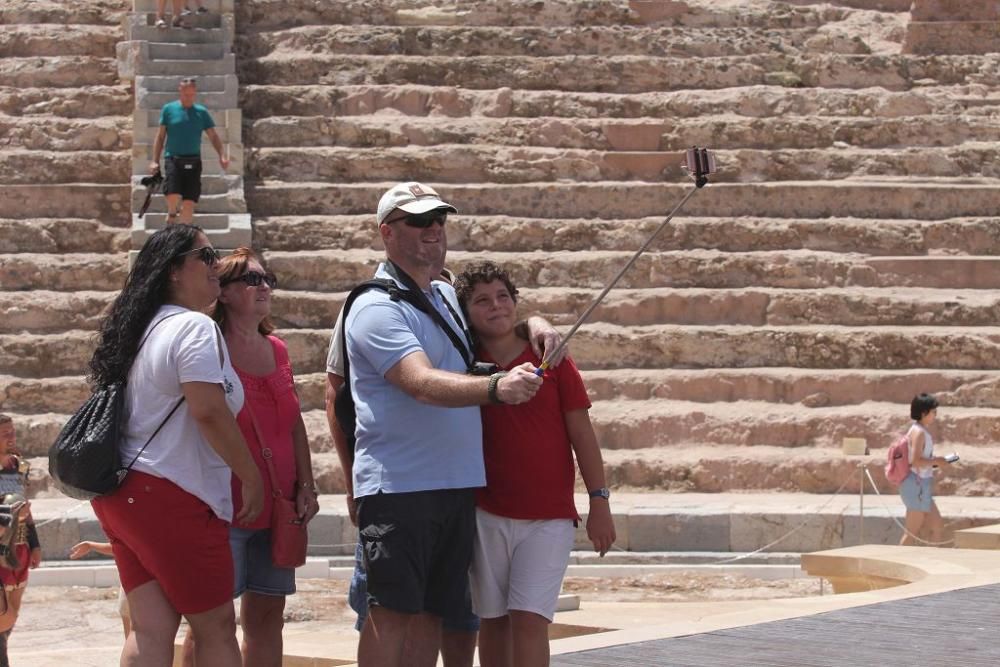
[221,271,278,289]
[178,246,221,266]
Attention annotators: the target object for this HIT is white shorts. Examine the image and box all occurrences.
[469,508,576,622]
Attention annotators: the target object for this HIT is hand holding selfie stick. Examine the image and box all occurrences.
[535,147,717,376]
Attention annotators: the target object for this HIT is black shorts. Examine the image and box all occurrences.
[163,155,202,202]
[357,488,476,617]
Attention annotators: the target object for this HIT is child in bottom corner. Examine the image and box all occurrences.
[454,262,616,667]
[0,414,42,667]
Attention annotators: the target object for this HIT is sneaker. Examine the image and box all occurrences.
[181,8,193,15]
[171,16,191,28]
[156,17,168,28]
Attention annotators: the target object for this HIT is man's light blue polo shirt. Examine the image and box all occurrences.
[346,263,485,498]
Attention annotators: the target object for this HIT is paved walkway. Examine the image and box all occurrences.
[552,582,1000,666]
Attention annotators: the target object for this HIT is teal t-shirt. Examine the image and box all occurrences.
[159,101,215,157]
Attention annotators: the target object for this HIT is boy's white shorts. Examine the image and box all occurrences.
[469,507,576,622]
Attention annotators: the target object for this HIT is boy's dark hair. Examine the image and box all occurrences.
[454,261,519,309]
[910,393,939,421]
[0,414,11,426]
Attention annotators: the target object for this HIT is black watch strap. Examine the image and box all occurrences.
[589,487,610,500]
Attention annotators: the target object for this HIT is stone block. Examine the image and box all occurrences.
[903,21,1000,54]
[626,508,730,551]
[910,0,1000,21]
[139,89,238,111]
[133,0,235,13]
[730,512,846,553]
[36,518,82,561]
[138,54,236,77]
[136,73,235,93]
[573,508,629,551]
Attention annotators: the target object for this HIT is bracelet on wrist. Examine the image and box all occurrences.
[487,372,507,404]
[297,481,318,494]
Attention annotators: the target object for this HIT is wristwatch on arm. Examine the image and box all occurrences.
[588,487,610,500]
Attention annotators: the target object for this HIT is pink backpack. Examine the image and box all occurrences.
[885,434,911,485]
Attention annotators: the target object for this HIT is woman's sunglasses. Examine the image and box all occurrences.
[386,210,448,228]
[222,271,278,289]
[178,246,221,266]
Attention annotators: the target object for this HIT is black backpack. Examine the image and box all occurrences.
[333,263,475,461]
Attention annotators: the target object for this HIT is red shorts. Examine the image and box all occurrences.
[91,470,233,615]
[0,544,30,590]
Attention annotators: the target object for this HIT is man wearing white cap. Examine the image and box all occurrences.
[342,182,553,667]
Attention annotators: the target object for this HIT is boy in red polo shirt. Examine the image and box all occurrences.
[454,262,616,667]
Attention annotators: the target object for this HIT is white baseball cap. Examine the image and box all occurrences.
[376,182,457,226]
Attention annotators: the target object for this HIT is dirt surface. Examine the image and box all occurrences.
[7,573,819,658]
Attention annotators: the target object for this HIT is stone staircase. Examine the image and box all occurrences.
[5,0,1000,504]
[121,0,250,249]
[0,0,132,494]
[236,0,1000,498]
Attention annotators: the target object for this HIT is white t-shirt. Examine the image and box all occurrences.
[119,305,244,521]
[907,422,935,479]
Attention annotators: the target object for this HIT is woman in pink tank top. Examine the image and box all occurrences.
[206,248,320,666]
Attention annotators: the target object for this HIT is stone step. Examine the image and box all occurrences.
[239,53,996,93]
[0,56,118,88]
[246,144,1000,184]
[289,368,1000,413]
[136,55,236,77]
[136,73,232,93]
[268,287,1000,332]
[0,150,129,185]
[1,185,130,222]
[135,10,223,30]
[0,375,91,415]
[261,249,1000,292]
[14,397,1000,459]
[240,82,983,121]
[130,174,240,204]
[16,367,1000,420]
[0,86,133,118]
[0,0,127,26]
[237,25,828,60]
[268,323,1000,377]
[148,41,226,61]
[132,190,246,215]
[255,214,1000,256]
[0,254,126,291]
[601,444,1000,494]
[233,0,855,31]
[11,322,1000,379]
[127,25,229,45]
[0,290,115,333]
[245,180,1000,220]
[0,116,131,152]
[139,89,237,111]
[0,25,119,57]
[132,213,252,251]
[0,219,129,253]
[245,114,999,152]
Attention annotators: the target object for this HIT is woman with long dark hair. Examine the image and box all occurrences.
[88,224,263,667]
[205,247,319,665]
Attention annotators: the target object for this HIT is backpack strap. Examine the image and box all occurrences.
[383,260,475,371]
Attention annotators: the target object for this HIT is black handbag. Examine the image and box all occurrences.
[48,313,184,500]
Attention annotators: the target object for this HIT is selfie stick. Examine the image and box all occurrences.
[534,149,714,376]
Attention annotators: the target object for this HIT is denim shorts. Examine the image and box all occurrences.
[230,526,296,597]
[349,542,479,633]
[900,472,934,513]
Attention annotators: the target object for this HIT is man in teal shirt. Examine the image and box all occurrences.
[149,77,229,224]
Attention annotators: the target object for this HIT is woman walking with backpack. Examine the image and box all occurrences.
[899,393,953,546]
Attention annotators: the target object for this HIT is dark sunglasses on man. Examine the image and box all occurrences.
[222,271,278,289]
[385,209,448,228]
[178,246,221,266]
